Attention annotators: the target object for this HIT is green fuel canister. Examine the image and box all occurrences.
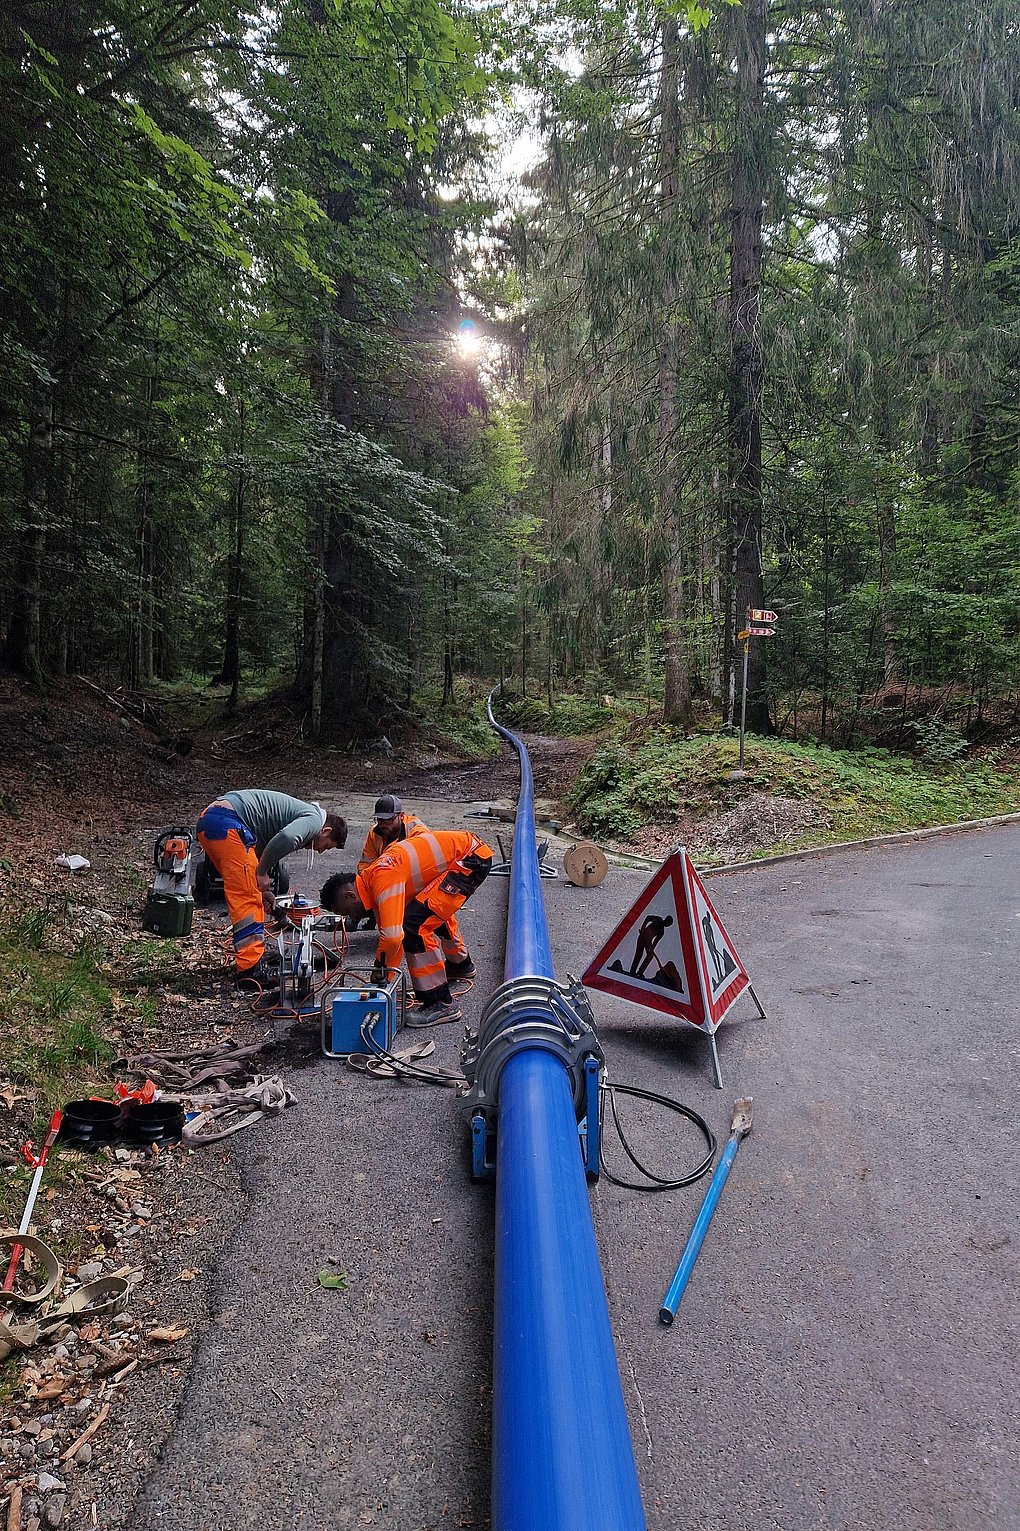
[142,891,195,938]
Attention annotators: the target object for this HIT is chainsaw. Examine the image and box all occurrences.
[142,825,195,937]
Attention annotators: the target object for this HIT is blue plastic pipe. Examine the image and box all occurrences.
[487,698,646,1531]
[659,1126,741,1325]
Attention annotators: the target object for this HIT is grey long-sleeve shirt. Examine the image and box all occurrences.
[222,790,326,874]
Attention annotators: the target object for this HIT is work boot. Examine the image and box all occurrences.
[235,956,279,991]
[413,998,462,1026]
[444,956,476,980]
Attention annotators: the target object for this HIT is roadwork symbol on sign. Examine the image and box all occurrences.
[582,848,765,1087]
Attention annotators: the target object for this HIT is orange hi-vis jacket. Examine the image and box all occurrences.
[355,828,487,973]
[356,811,429,876]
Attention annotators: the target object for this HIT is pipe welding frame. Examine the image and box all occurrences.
[466,691,647,1531]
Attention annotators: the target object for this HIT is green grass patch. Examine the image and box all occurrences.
[416,683,501,758]
[568,729,1020,853]
[1,937,117,1102]
[433,706,502,759]
[492,689,637,739]
[0,907,133,1142]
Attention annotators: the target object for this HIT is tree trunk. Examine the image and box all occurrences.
[658,16,691,726]
[221,399,246,710]
[442,574,454,705]
[3,394,51,681]
[727,0,770,734]
[311,551,324,739]
[130,371,158,689]
[302,176,374,725]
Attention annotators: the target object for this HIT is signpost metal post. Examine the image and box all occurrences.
[738,632,749,772]
[735,610,778,774]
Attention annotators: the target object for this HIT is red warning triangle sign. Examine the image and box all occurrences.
[582,849,750,1033]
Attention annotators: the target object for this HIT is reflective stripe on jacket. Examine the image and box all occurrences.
[356,812,429,876]
[355,829,487,972]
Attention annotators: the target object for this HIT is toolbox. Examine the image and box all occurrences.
[321,967,404,1058]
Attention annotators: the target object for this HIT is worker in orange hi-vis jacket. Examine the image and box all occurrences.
[357,793,429,875]
[353,794,430,929]
[320,828,493,1023]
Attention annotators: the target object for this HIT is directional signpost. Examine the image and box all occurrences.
[737,607,778,772]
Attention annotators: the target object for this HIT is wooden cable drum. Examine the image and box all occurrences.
[562,841,609,888]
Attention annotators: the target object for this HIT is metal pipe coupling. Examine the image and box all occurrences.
[461,974,604,1117]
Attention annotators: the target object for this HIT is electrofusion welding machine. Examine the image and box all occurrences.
[320,966,405,1058]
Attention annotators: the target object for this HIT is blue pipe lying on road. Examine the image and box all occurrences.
[659,1097,753,1325]
[485,697,646,1531]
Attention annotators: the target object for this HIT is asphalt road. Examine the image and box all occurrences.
[131,814,1020,1531]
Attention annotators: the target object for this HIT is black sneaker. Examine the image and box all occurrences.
[445,957,476,980]
[412,998,462,1025]
[236,957,279,990]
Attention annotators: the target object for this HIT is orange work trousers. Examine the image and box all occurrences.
[197,803,265,972]
[402,847,492,1002]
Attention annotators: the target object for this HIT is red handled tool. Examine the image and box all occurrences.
[2,1108,62,1297]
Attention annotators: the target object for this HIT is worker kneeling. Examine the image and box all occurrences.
[320,829,493,1023]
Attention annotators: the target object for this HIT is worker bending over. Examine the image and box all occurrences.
[197,790,347,987]
[320,828,492,1022]
[354,794,429,929]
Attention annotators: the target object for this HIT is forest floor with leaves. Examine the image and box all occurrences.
[1,673,1017,1529]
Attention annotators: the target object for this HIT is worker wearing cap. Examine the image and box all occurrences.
[355,794,429,928]
[197,790,347,987]
[357,794,429,875]
[320,828,492,1022]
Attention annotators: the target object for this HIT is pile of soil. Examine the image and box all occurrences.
[629,792,831,864]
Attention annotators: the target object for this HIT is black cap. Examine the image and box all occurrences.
[374,794,403,818]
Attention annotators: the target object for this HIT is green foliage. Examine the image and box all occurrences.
[0,0,497,716]
[513,0,1020,734]
[426,688,501,757]
[2,0,1019,738]
[568,731,1020,852]
[0,913,119,1114]
[496,690,622,736]
[498,695,554,731]
[911,718,969,766]
[547,693,618,736]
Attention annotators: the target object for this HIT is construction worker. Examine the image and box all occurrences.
[320,828,493,1022]
[354,794,430,929]
[197,790,347,987]
[358,793,429,874]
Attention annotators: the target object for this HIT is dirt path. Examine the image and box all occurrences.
[384,733,592,810]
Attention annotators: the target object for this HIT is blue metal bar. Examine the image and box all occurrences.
[486,693,646,1531]
[658,1098,752,1326]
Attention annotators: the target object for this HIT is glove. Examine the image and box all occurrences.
[370,960,385,985]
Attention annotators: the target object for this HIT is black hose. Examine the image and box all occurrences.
[356,1016,463,1087]
[598,1079,716,1192]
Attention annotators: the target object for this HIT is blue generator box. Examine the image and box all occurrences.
[321,971,402,1058]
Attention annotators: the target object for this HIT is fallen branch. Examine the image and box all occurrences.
[6,1485,23,1531]
[61,1401,110,1462]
